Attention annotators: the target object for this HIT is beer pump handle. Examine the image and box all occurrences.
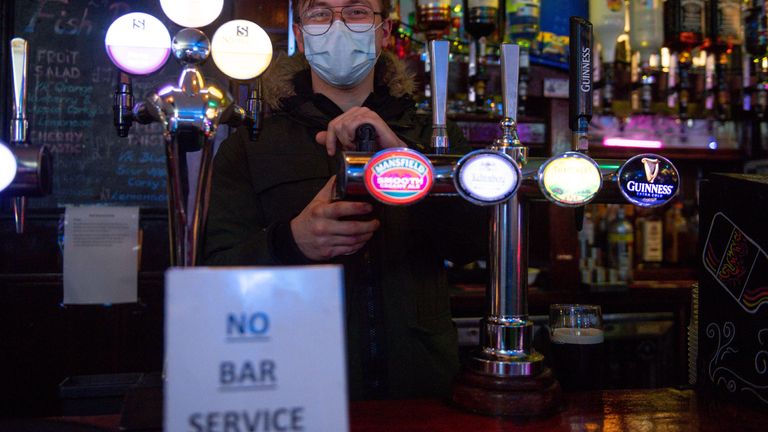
[114,71,134,138]
[11,38,28,145]
[429,40,450,155]
[501,44,520,121]
[245,78,263,141]
[220,104,246,128]
[569,16,593,152]
[10,38,29,234]
[569,17,594,231]
[355,123,376,153]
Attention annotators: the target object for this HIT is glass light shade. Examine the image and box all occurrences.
[160,0,223,28]
[105,12,171,75]
[0,143,17,192]
[211,20,273,80]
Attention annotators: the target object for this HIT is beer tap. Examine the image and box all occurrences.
[4,37,53,234]
[416,1,451,107]
[453,19,681,418]
[429,40,450,155]
[105,10,273,266]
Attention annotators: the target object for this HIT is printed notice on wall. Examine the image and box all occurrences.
[63,206,139,304]
[165,266,348,432]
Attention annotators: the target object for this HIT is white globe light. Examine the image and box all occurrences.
[161,0,224,28]
[212,20,273,80]
[0,144,18,193]
[105,12,171,75]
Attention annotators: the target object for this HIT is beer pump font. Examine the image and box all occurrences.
[104,4,273,266]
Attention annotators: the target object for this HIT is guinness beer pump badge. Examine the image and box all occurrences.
[618,153,679,207]
[538,152,602,206]
[364,148,434,205]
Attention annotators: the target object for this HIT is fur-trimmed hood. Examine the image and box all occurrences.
[261,50,416,111]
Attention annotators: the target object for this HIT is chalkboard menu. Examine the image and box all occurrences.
[14,0,231,208]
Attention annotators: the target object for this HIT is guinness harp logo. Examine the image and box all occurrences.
[642,157,660,183]
[618,153,679,207]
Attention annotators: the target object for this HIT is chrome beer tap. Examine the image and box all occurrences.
[132,28,245,267]
[105,8,273,267]
[3,38,53,234]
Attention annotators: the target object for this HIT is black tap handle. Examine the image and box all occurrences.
[569,16,593,135]
[113,71,134,137]
[575,206,584,232]
[355,123,376,152]
[245,78,263,141]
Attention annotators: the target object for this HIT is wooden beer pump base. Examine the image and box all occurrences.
[452,367,562,417]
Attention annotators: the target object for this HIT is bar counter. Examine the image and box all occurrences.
[13,387,766,431]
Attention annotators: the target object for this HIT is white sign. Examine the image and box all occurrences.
[63,206,139,304]
[165,266,348,432]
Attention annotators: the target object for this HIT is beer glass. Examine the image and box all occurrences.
[549,304,604,391]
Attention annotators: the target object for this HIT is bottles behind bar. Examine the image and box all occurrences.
[590,0,626,114]
[629,0,664,113]
[505,0,540,115]
[579,202,697,287]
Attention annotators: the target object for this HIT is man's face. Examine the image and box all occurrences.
[294,0,392,55]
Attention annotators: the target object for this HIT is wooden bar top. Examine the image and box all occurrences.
[10,387,766,431]
[352,388,766,431]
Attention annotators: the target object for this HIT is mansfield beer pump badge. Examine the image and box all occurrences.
[617,153,679,207]
[363,148,435,205]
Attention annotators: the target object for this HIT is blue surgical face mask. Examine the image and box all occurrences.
[303,20,381,88]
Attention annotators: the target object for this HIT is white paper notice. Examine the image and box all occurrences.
[63,206,139,304]
[165,266,348,432]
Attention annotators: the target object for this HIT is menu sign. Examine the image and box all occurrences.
[165,266,348,432]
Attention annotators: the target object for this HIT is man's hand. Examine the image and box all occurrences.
[291,176,380,261]
[316,107,406,156]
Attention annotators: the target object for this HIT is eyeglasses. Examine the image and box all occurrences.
[300,5,383,36]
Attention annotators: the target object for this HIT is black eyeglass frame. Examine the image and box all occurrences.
[299,5,385,36]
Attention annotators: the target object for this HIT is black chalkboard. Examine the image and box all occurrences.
[13,0,232,208]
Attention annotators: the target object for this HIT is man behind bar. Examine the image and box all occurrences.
[203,0,486,399]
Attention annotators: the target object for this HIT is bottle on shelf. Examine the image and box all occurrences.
[590,0,626,114]
[465,0,500,113]
[707,0,744,121]
[629,0,664,114]
[416,0,452,106]
[505,0,541,116]
[663,201,688,266]
[638,208,664,268]
[664,0,707,120]
[745,0,768,118]
[607,205,634,283]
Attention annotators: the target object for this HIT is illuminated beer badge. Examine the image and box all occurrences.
[105,13,171,75]
[538,152,602,206]
[454,150,520,205]
[364,148,434,205]
[618,153,679,207]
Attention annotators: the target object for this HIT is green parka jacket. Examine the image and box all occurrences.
[202,51,487,400]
